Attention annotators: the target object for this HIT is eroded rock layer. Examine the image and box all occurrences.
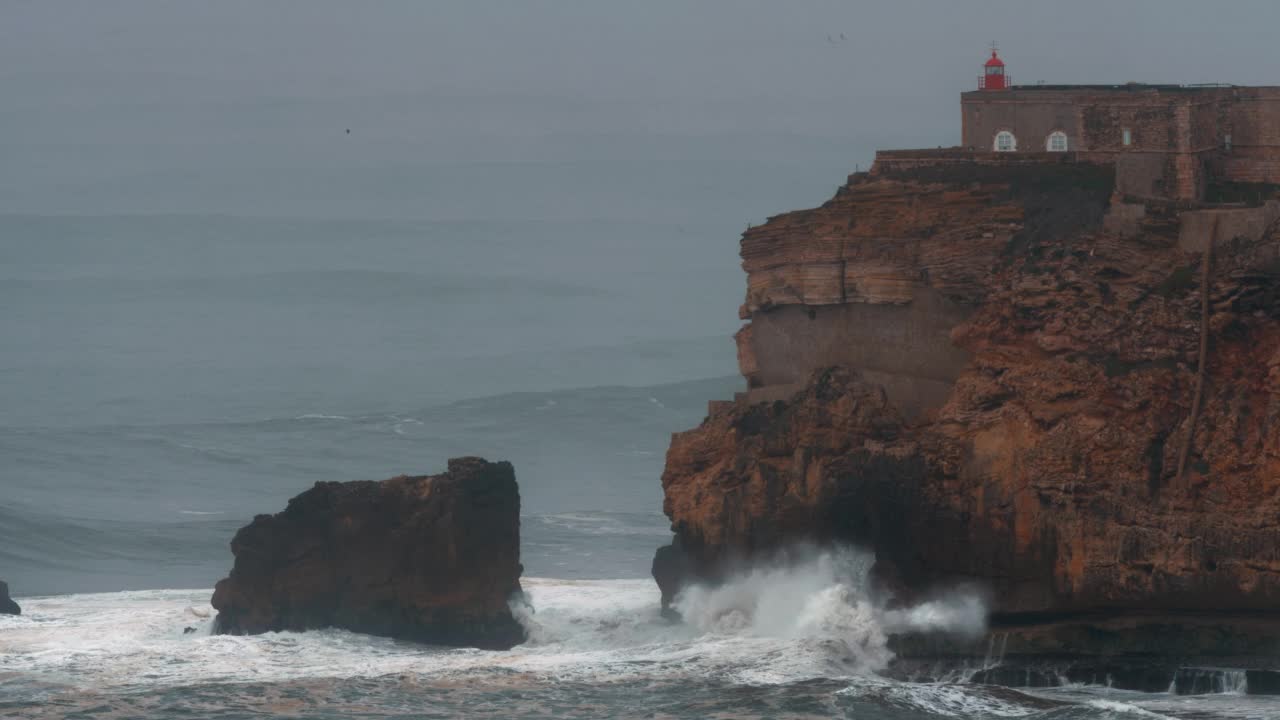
[656,161,1280,658]
[212,457,525,649]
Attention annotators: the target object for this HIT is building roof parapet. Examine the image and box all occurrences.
[870,148,1086,175]
[961,83,1280,99]
[1005,83,1235,92]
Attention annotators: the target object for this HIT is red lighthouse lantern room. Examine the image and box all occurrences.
[980,48,1008,91]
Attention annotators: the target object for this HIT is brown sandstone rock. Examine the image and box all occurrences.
[212,457,525,649]
[656,162,1280,659]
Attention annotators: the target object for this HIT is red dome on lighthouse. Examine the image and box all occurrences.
[980,48,1009,91]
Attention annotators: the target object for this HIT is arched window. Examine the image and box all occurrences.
[994,131,1017,152]
[1046,131,1068,152]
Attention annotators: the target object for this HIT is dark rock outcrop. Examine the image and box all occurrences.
[655,160,1280,664]
[212,457,525,649]
[0,580,20,615]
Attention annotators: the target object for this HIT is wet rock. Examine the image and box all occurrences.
[1173,667,1249,695]
[0,580,20,615]
[651,539,694,615]
[212,457,525,649]
[1244,669,1280,695]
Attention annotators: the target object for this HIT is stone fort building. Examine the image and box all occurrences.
[878,49,1280,202]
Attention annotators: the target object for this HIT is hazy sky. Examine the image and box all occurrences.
[2,1,1276,217]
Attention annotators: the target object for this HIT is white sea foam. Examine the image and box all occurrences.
[671,546,987,678]
[0,547,992,695]
[1,571,1241,719]
[1083,699,1178,719]
[838,676,1041,717]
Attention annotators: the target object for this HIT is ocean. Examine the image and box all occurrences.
[0,213,746,595]
[3,3,1276,716]
[3,215,1272,720]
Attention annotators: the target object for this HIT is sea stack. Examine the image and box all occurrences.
[0,580,20,615]
[212,457,525,649]
[655,72,1280,681]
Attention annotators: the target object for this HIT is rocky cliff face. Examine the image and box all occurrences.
[212,457,525,649]
[0,580,20,615]
[655,160,1280,660]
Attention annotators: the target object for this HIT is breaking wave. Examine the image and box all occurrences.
[0,564,1264,719]
[670,545,986,676]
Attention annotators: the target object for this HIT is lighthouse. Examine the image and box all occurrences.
[979,48,1008,91]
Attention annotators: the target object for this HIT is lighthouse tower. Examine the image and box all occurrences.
[979,47,1008,91]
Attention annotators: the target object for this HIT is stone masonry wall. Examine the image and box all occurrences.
[960,86,1280,198]
[1223,88,1280,184]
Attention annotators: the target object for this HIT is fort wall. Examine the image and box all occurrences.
[1222,88,1280,184]
[958,86,1280,199]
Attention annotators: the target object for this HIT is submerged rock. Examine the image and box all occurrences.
[212,457,525,649]
[0,580,20,615]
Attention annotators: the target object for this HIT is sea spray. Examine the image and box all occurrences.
[670,545,988,672]
[510,578,689,650]
[879,591,989,636]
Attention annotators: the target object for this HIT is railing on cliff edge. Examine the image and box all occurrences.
[869,148,1084,175]
[977,75,1012,90]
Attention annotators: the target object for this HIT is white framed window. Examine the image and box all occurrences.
[994,130,1017,152]
[1122,128,1132,146]
[1225,133,1233,151]
[1046,131,1068,152]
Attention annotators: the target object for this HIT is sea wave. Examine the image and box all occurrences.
[0,375,740,593]
[0,569,1261,719]
[0,504,239,596]
[531,511,669,537]
[2,555,968,693]
[2,374,738,438]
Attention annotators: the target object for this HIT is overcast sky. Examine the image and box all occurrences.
[2,1,1276,217]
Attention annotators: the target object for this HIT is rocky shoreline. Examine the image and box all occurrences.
[175,158,1280,687]
[653,158,1280,679]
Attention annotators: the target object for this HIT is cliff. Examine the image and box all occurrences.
[655,159,1280,666]
[212,457,525,649]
